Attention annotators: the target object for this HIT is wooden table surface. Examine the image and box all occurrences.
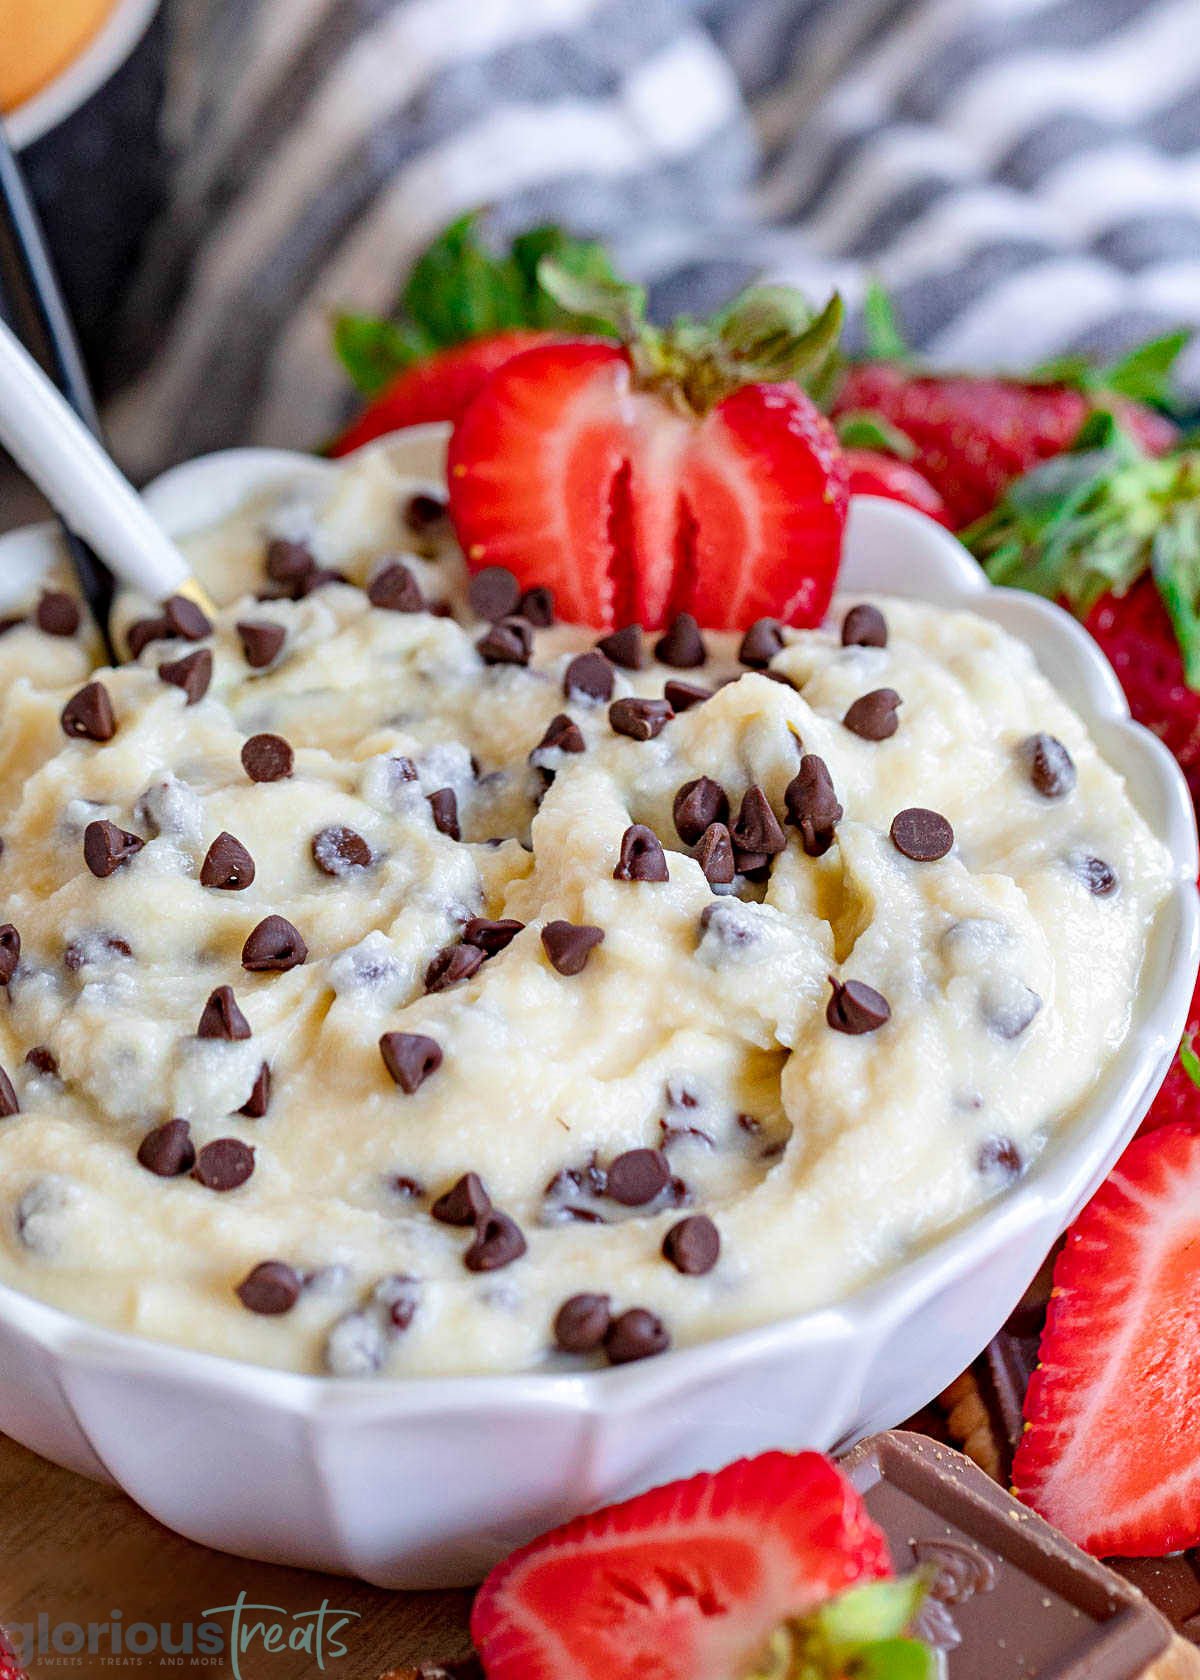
[0,1431,473,1678]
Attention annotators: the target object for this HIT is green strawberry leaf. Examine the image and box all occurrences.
[816,1577,928,1653]
[1179,1033,1200,1092]
[402,212,528,346]
[1103,329,1192,406]
[537,256,648,340]
[835,411,917,458]
[332,312,427,396]
[862,281,910,362]
[1151,468,1200,688]
[850,1638,937,1679]
[511,225,619,330]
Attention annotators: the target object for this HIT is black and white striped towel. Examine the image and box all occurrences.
[108,0,1200,477]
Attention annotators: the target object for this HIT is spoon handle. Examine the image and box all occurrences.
[0,318,190,600]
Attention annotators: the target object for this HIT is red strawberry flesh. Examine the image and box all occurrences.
[1014,1120,1200,1556]
[471,1450,890,1680]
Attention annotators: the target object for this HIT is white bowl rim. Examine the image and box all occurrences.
[6,0,161,151]
[0,427,1194,1420]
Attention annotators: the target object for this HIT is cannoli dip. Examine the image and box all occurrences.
[0,444,1173,1376]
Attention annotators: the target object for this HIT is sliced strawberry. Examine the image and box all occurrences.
[448,275,848,633]
[471,1451,893,1680]
[1013,1121,1200,1556]
[1140,974,1200,1136]
[841,447,951,526]
[331,330,564,455]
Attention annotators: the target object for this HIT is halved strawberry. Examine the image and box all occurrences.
[471,1451,919,1680]
[1013,1121,1200,1556]
[331,329,564,455]
[448,270,847,631]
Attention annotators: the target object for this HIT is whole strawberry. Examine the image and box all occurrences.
[832,288,1180,527]
[964,416,1200,811]
[449,267,848,631]
[0,1629,27,1680]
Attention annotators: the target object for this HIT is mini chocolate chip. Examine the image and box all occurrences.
[137,1118,195,1178]
[784,755,843,856]
[654,612,706,668]
[1071,853,1118,897]
[842,603,888,648]
[662,1214,720,1275]
[236,620,286,668]
[368,560,424,613]
[299,566,348,596]
[730,786,786,856]
[673,776,730,846]
[163,594,211,640]
[564,649,615,702]
[0,615,22,636]
[311,825,372,875]
[237,1261,302,1315]
[613,824,669,883]
[533,714,585,757]
[739,618,784,668]
[607,1147,670,1206]
[663,679,712,711]
[695,823,735,885]
[61,681,116,742]
[126,615,171,658]
[541,920,604,975]
[734,850,771,880]
[843,688,901,741]
[1023,732,1076,798]
[197,985,251,1040]
[83,820,144,879]
[980,977,1043,1040]
[478,615,533,665]
[519,586,555,628]
[158,648,213,705]
[604,1307,670,1365]
[241,733,294,782]
[891,807,954,862]
[463,917,524,956]
[432,1172,492,1226]
[428,788,460,840]
[554,1293,612,1353]
[978,1137,1024,1182]
[469,566,521,622]
[201,831,256,890]
[242,915,307,972]
[597,624,645,669]
[239,1063,272,1118]
[193,1138,256,1192]
[393,1176,425,1199]
[24,1047,57,1077]
[0,925,19,985]
[36,591,81,637]
[265,537,315,592]
[0,1067,17,1117]
[465,1209,527,1272]
[405,491,448,532]
[380,1031,443,1093]
[425,943,484,992]
[827,977,891,1035]
[609,697,673,741]
[64,934,131,972]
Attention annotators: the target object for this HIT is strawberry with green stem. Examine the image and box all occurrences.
[963,413,1200,805]
[448,263,848,631]
[471,1450,933,1680]
[831,286,1182,528]
[330,215,619,452]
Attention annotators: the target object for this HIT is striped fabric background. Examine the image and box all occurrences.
[107,0,1200,477]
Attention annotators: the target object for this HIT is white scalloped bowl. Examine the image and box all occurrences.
[0,428,1194,1588]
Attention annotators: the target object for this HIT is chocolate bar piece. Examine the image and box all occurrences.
[845,1431,1173,1678]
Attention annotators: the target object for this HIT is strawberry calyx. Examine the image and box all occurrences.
[834,411,916,459]
[963,413,1200,690]
[1180,1033,1200,1093]
[537,257,844,418]
[743,1576,934,1680]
